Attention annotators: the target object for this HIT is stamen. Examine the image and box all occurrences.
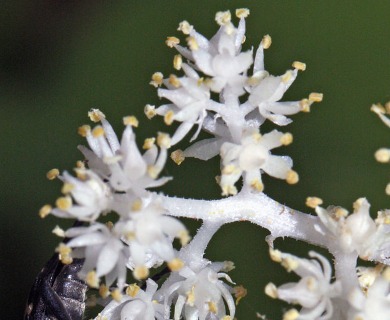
[133,265,149,280]
[305,197,323,208]
[173,54,182,70]
[283,309,299,320]
[86,271,99,288]
[375,148,390,163]
[235,8,250,19]
[131,198,143,211]
[281,70,293,83]
[92,126,105,138]
[309,92,323,102]
[280,133,293,145]
[208,301,218,314]
[168,258,184,271]
[299,99,311,112]
[261,34,272,49]
[250,179,264,192]
[178,229,191,246]
[46,168,59,180]
[371,103,385,115]
[177,21,193,35]
[233,285,247,305]
[52,225,65,237]
[164,110,175,125]
[55,196,72,210]
[99,284,109,298]
[186,36,199,51]
[143,137,155,150]
[157,132,171,148]
[61,182,74,194]
[292,61,306,71]
[88,109,106,122]
[264,283,278,299]
[150,72,164,87]
[165,36,180,48]
[286,170,299,184]
[123,115,139,127]
[169,74,181,88]
[144,104,156,119]
[111,288,122,302]
[39,204,52,218]
[78,125,91,137]
[215,10,231,26]
[171,149,185,165]
[126,283,140,297]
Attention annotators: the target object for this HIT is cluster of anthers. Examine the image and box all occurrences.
[36,7,390,320]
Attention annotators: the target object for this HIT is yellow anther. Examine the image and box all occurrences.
[99,284,110,298]
[39,204,52,218]
[164,110,175,125]
[157,132,171,148]
[173,54,182,70]
[269,248,282,262]
[375,148,390,163]
[305,197,323,209]
[61,182,74,194]
[215,10,231,26]
[168,74,181,88]
[309,92,323,102]
[147,165,159,179]
[222,261,235,272]
[383,267,390,281]
[75,168,87,180]
[283,309,299,320]
[46,168,60,180]
[292,61,306,71]
[131,198,143,211]
[76,160,85,169]
[186,36,199,51]
[252,132,262,142]
[133,265,149,280]
[370,103,385,115]
[171,149,185,165]
[166,36,180,48]
[281,257,299,272]
[353,198,365,211]
[376,210,390,224]
[385,101,390,114]
[123,115,138,127]
[86,271,99,288]
[61,255,73,265]
[236,8,250,19]
[177,21,193,35]
[208,301,218,314]
[333,207,348,220]
[143,137,155,150]
[144,104,156,119]
[221,316,232,320]
[386,183,390,196]
[221,184,237,196]
[280,133,293,145]
[281,70,293,83]
[299,99,311,112]
[261,34,272,49]
[150,72,164,87]
[78,125,91,137]
[55,242,72,256]
[52,225,65,237]
[286,170,299,184]
[92,126,105,138]
[168,258,184,271]
[88,109,105,122]
[111,288,122,302]
[186,287,195,306]
[178,229,191,246]
[126,283,140,297]
[124,231,135,241]
[233,285,247,305]
[55,196,72,210]
[251,179,264,192]
[265,283,278,299]
[197,77,205,86]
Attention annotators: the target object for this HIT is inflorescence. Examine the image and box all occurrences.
[37,9,390,320]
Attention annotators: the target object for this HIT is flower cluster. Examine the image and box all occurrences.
[147,9,322,195]
[32,7,390,320]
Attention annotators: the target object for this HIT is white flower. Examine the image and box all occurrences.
[161,261,236,320]
[348,268,390,320]
[50,170,112,222]
[315,198,377,255]
[78,110,170,195]
[266,250,342,320]
[117,200,189,269]
[96,280,164,320]
[65,223,129,289]
[219,128,296,195]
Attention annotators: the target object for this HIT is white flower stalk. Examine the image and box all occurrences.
[50,170,112,222]
[78,109,171,195]
[96,280,164,320]
[266,250,342,320]
[348,268,390,320]
[219,128,295,195]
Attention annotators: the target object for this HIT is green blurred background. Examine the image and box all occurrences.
[2,1,390,318]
